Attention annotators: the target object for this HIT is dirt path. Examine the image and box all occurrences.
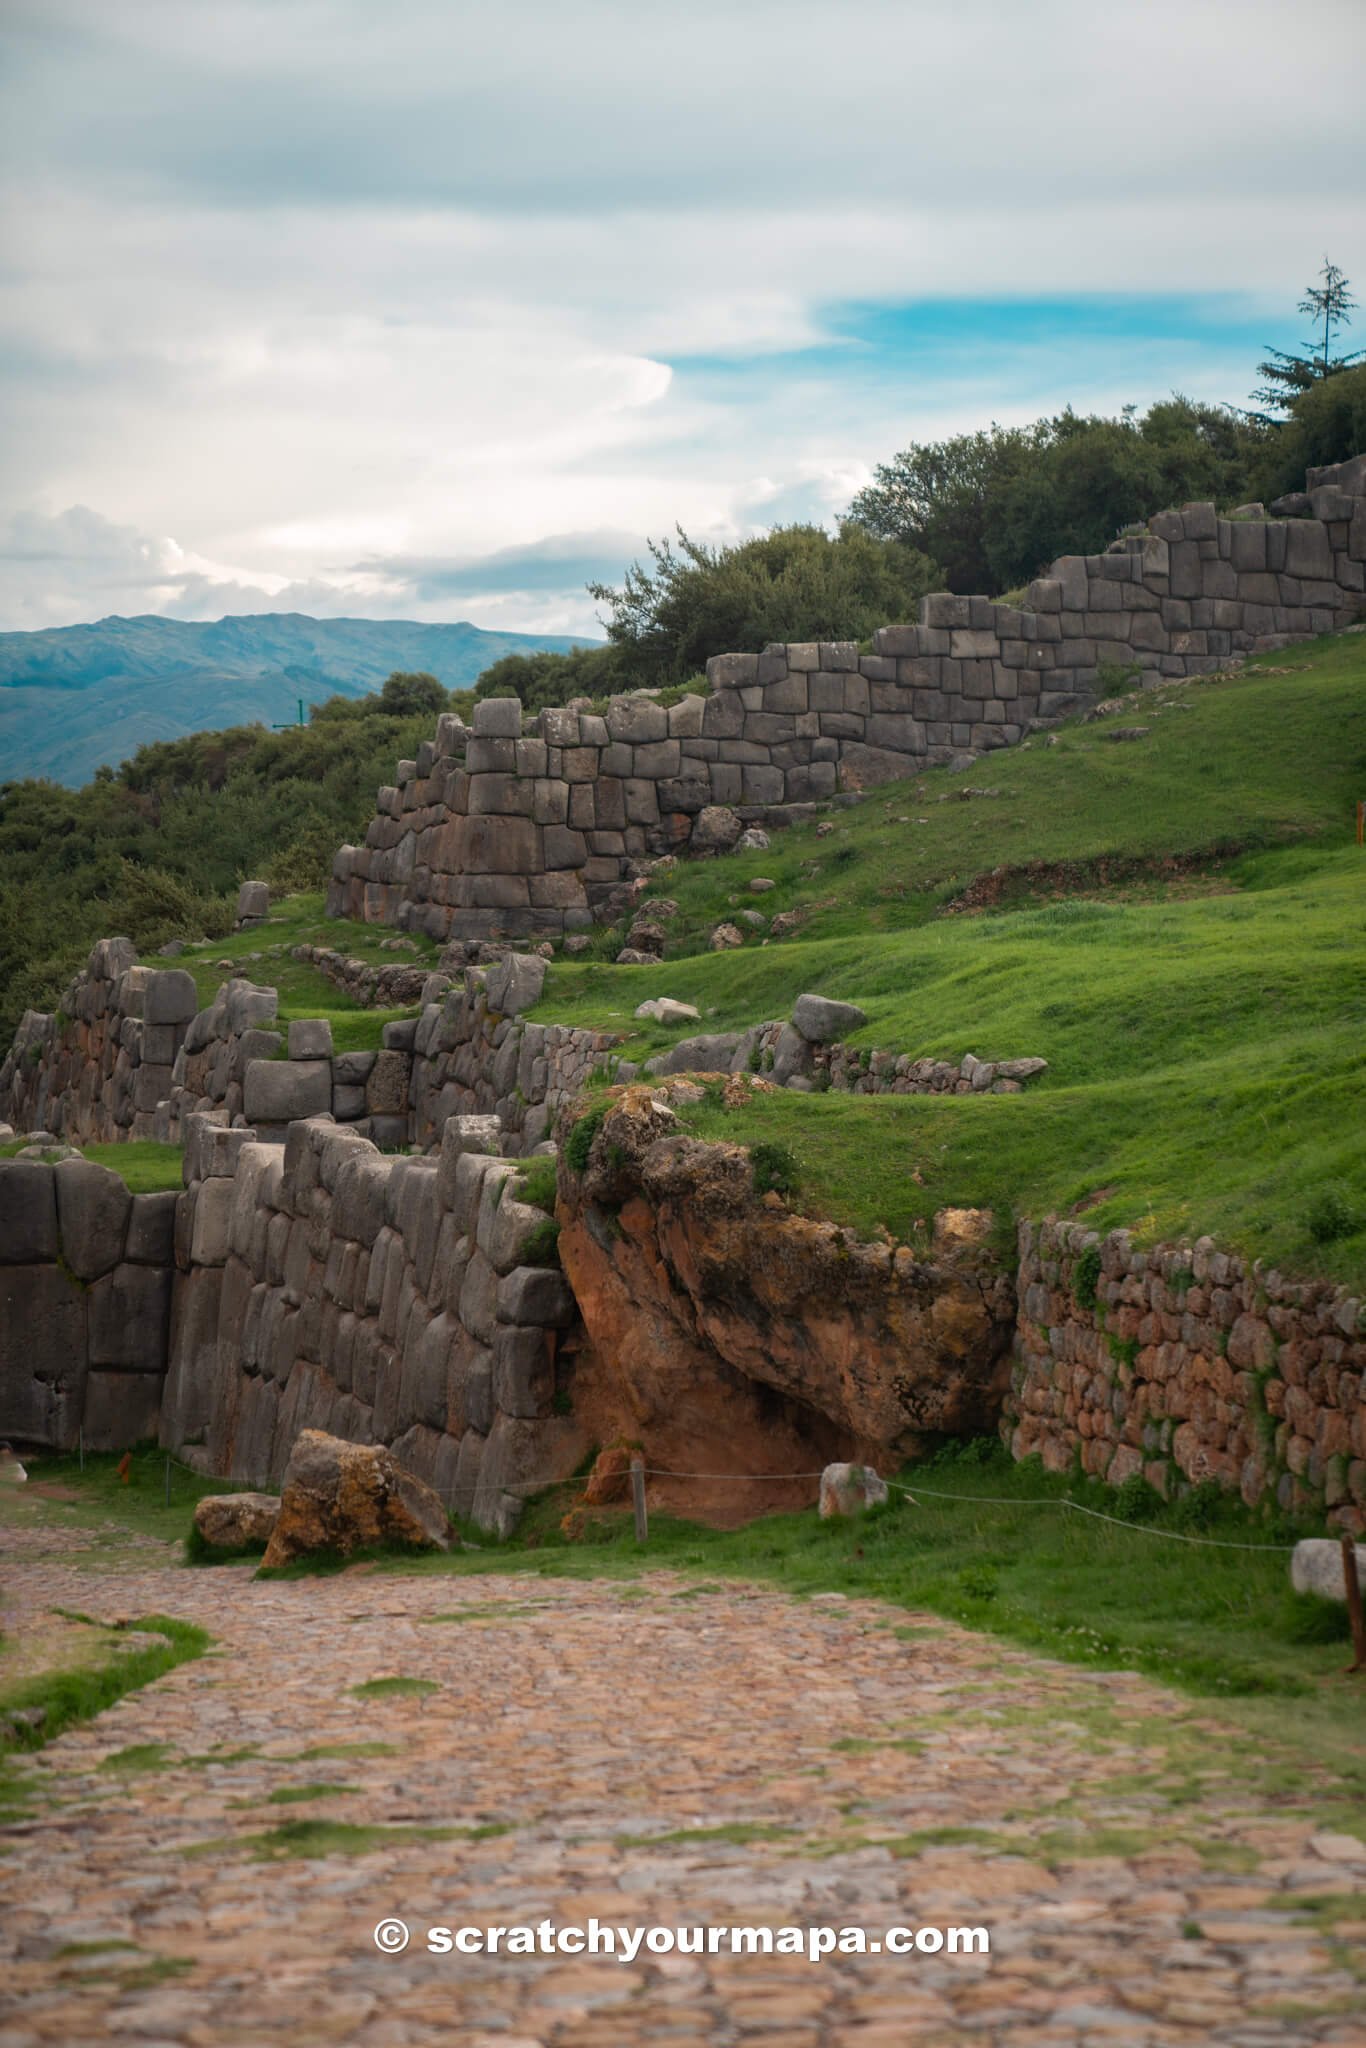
[1,1515,1363,2047]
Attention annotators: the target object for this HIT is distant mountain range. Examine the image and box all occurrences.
[0,612,596,786]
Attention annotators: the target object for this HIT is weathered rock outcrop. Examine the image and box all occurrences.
[192,1491,280,1551]
[260,1430,453,1568]
[553,1088,1016,1514]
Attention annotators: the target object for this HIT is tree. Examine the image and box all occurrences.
[378,670,448,718]
[846,402,1267,595]
[1251,259,1363,417]
[585,523,939,688]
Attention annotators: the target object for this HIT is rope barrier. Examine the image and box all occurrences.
[137,1446,1298,1554]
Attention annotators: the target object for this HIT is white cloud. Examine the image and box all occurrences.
[1,0,1363,629]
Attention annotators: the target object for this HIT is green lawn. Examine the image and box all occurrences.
[138,891,437,1043]
[533,635,1366,1285]
[0,1139,184,1193]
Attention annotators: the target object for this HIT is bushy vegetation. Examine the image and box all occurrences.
[0,686,445,1040]
[847,396,1275,595]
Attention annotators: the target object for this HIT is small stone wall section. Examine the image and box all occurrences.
[1007,1218,1364,1534]
[327,456,1366,945]
[0,1156,176,1449]
[0,941,199,1144]
[161,1112,585,1534]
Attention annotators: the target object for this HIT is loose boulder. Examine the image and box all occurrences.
[792,994,868,1043]
[634,998,701,1025]
[819,1463,890,1518]
[1292,1538,1366,1603]
[260,1430,454,1568]
[193,1492,281,1552]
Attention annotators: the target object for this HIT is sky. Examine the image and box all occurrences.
[1,0,1363,638]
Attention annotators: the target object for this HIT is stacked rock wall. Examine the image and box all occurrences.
[161,1112,586,1534]
[327,457,1366,945]
[0,942,199,1144]
[0,1156,176,1449]
[1007,1219,1364,1533]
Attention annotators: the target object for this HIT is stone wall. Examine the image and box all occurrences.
[1006,1218,1365,1534]
[326,456,1366,946]
[161,1112,586,1534]
[0,1155,177,1449]
[0,941,199,1144]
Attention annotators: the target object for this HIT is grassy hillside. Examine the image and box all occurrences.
[528,630,1366,1284]
[0,612,597,785]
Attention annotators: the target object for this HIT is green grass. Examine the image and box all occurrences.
[140,890,434,1043]
[5,1446,274,1548]
[528,635,1366,1285]
[348,1676,440,1699]
[0,1139,183,1192]
[187,1818,490,1861]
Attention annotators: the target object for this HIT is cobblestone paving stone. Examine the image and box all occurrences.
[1,1517,1364,2046]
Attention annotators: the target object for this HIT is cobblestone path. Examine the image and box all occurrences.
[1,1516,1363,2047]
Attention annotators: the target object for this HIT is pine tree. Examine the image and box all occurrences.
[1251,259,1363,416]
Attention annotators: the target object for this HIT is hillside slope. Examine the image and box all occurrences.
[523,629,1366,1284]
[0,612,598,784]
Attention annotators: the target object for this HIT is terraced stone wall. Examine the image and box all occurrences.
[327,456,1366,946]
[1007,1218,1365,1535]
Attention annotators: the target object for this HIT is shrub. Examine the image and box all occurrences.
[1307,1184,1359,1245]
[1111,1471,1161,1523]
[564,1105,607,1175]
[1073,1246,1102,1310]
[519,1216,561,1267]
[749,1140,801,1200]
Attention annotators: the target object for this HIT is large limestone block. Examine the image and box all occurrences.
[54,1157,131,1279]
[792,994,869,1044]
[485,952,547,1017]
[0,1161,58,1262]
[471,1411,588,1537]
[126,1191,179,1265]
[160,1264,224,1448]
[287,1018,333,1059]
[472,695,524,738]
[260,1429,454,1567]
[87,1263,173,1369]
[189,1177,237,1266]
[143,970,199,1026]
[81,1370,166,1451]
[0,1264,86,1446]
[235,880,270,922]
[497,1264,575,1327]
[243,1059,333,1125]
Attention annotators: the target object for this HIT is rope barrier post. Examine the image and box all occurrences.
[630,1457,648,1545]
[165,1454,172,1509]
[78,1426,84,1474]
[1341,1534,1366,1674]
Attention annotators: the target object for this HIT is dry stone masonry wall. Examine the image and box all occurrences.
[162,1112,586,1534]
[1007,1219,1365,1532]
[327,456,1366,946]
[0,940,199,1145]
[0,1155,176,1450]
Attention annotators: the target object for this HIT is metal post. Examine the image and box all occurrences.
[630,1458,648,1545]
[165,1455,172,1509]
[78,1426,84,1474]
